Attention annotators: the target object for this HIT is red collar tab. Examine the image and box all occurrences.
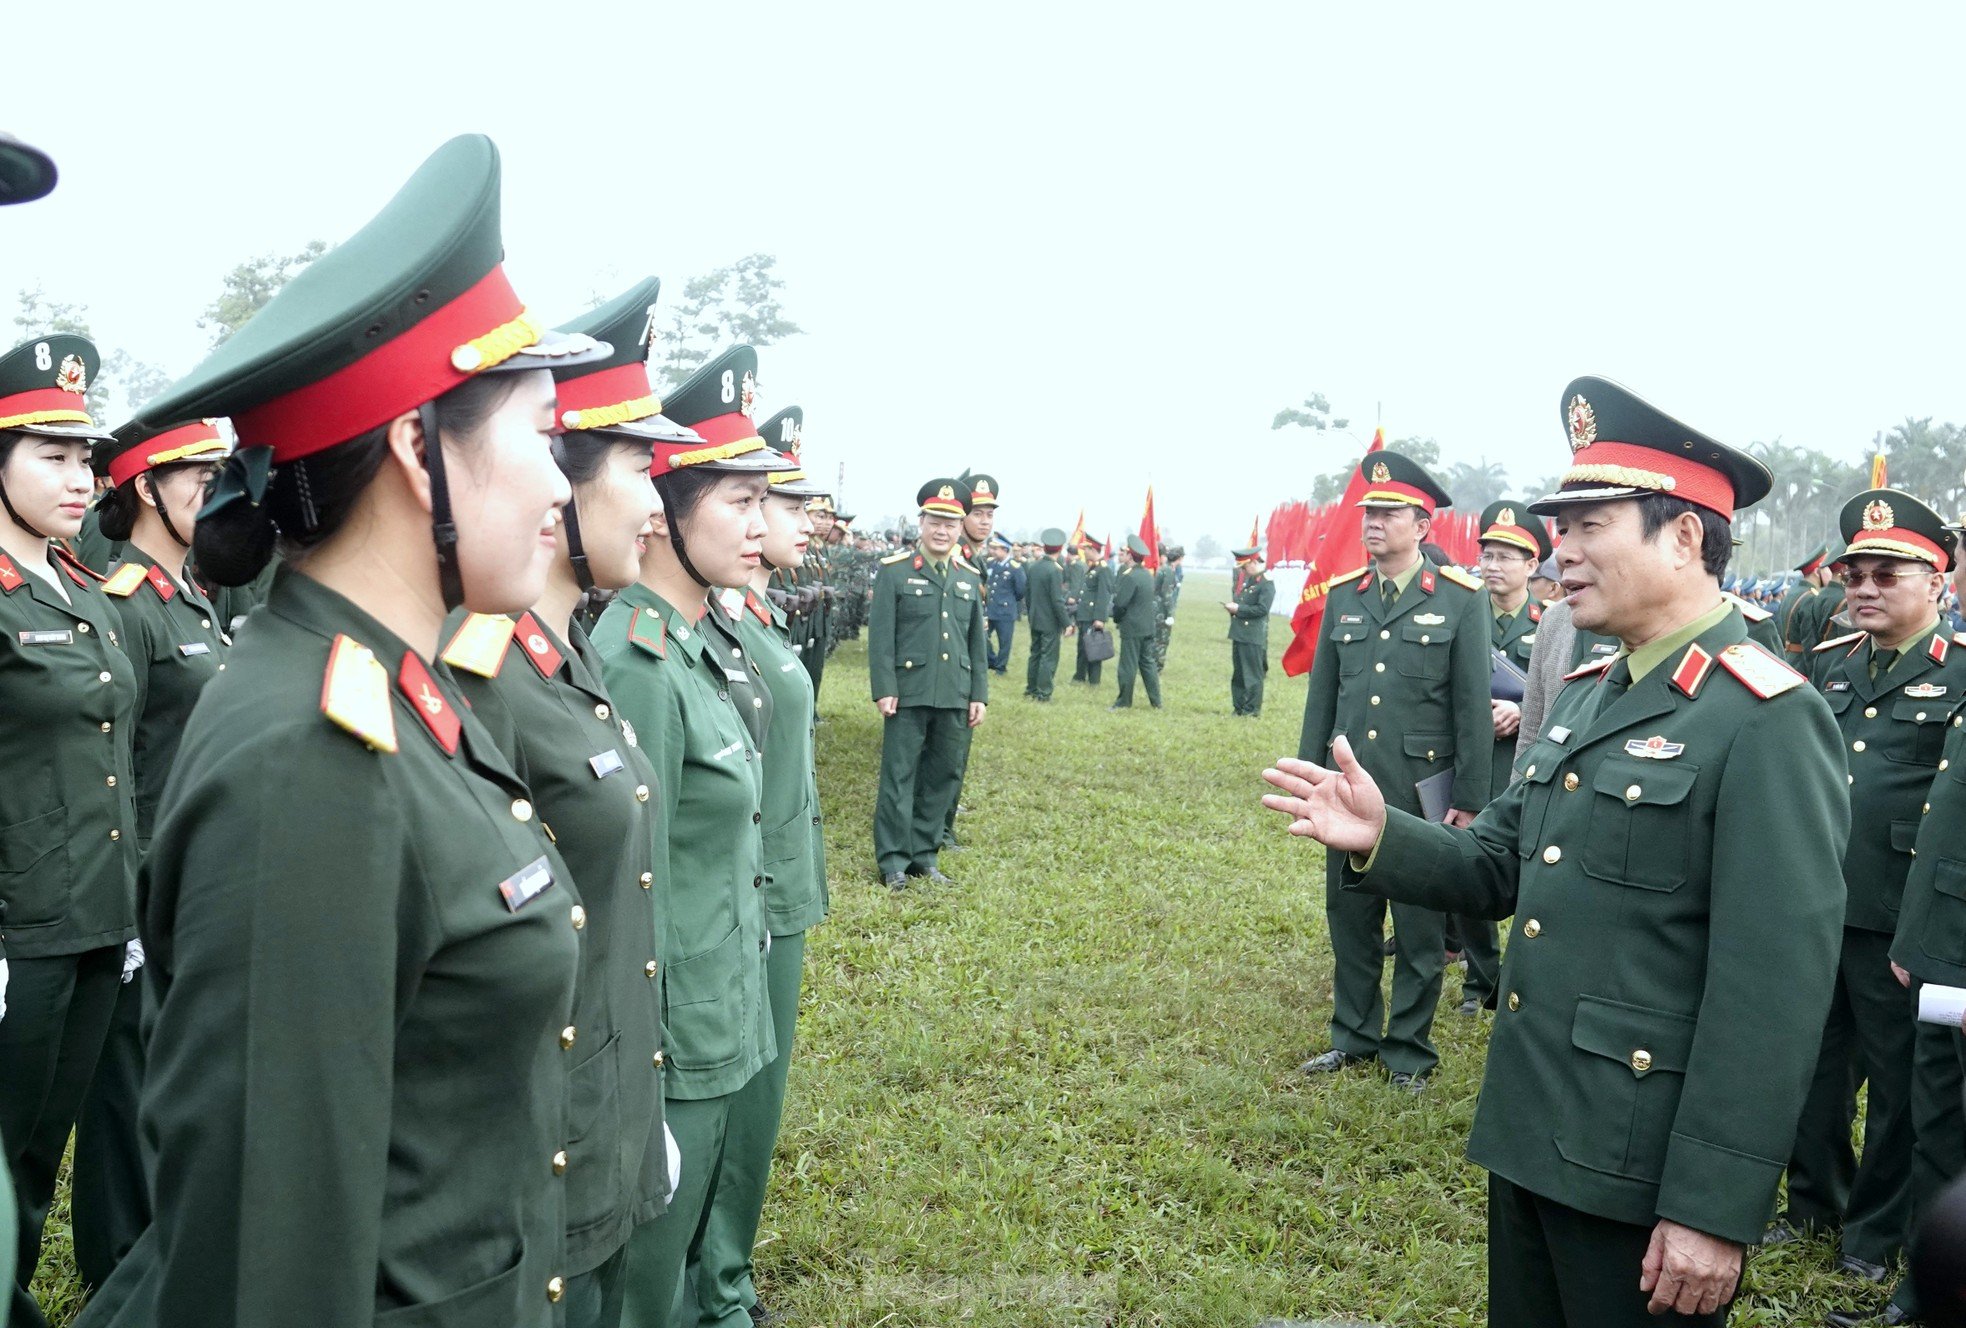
[1528,602,1543,623]
[913,554,924,571]
[1669,643,1716,698]
[397,651,460,755]
[55,545,101,586]
[1357,571,1374,594]
[0,554,22,594]
[1419,568,1436,594]
[1932,633,1951,664]
[557,361,660,432]
[745,590,772,625]
[144,563,178,602]
[513,611,563,679]
[107,420,227,487]
[1563,655,1617,682]
[232,265,532,464]
[1562,440,1736,519]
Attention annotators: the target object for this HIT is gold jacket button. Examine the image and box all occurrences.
[106,775,116,787]
[653,1050,665,1069]
[78,621,90,633]
[1630,1049,1653,1073]
[548,1277,565,1303]
[595,703,610,721]
[1366,729,1378,741]
[1420,634,1431,644]
[101,721,112,733]
[640,871,653,888]
[1625,784,1641,801]
[635,784,650,802]
[1926,803,1932,814]
[200,617,211,629]
[1919,711,1930,722]
[1542,845,1561,864]
[1426,750,1436,761]
[1374,662,1386,673]
[552,1150,569,1175]
[109,829,121,841]
[1943,759,1952,771]
[1379,630,1390,640]
[1507,992,1521,1011]
[570,905,586,930]
[559,1026,577,1050]
[1563,773,1579,791]
[645,960,659,978]
[1865,706,1878,719]
[512,798,534,822]
[97,670,112,683]
[1853,740,1866,753]
[1369,695,1381,706]
[1524,765,1536,779]
[941,653,949,661]
[1522,919,1541,938]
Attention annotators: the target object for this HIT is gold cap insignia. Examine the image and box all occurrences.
[1567,395,1597,452]
[938,484,955,500]
[975,480,993,497]
[1497,506,1516,527]
[739,370,757,419]
[1863,499,1895,531]
[56,354,86,395]
[1370,461,1391,483]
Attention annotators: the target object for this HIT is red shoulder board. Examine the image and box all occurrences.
[1669,642,1716,698]
[397,651,461,755]
[1715,641,1805,699]
[627,606,667,659]
[745,590,772,625]
[1563,655,1617,682]
[1932,633,1951,664]
[0,554,22,594]
[54,545,103,586]
[144,563,178,602]
[513,612,563,680]
[1528,602,1543,624]
[1419,568,1437,594]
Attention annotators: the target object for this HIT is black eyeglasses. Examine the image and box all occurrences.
[1838,567,1932,589]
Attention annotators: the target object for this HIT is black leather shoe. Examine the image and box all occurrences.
[907,866,956,886]
[1837,1254,1890,1283]
[1825,1303,1914,1326]
[940,841,967,853]
[882,871,909,890]
[746,1303,779,1326]
[1456,997,1482,1016]
[1298,1049,1371,1075]
[1389,1071,1429,1094]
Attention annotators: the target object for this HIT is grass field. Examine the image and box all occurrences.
[32,571,1873,1325]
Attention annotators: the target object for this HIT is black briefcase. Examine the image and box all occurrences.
[1082,623,1115,662]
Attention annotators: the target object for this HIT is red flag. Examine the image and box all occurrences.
[1068,508,1085,550]
[1138,488,1161,569]
[1871,453,1888,489]
[1281,428,1384,677]
[1247,515,1261,548]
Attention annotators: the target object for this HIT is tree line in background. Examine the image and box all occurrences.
[12,250,801,430]
[1273,390,1966,574]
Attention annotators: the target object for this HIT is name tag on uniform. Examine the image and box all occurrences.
[1339,614,1364,624]
[721,664,750,683]
[1825,680,1852,692]
[589,749,624,779]
[1547,726,1571,745]
[18,629,72,645]
[780,660,799,672]
[906,577,930,586]
[177,641,212,657]
[1589,642,1617,656]
[496,856,555,912]
[712,740,744,760]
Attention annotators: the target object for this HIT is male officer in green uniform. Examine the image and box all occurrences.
[1226,546,1274,716]
[1456,500,1553,1016]
[1792,494,1966,1327]
[1023,528,1072,701]
[1795,568,1853,661]
[1109,534,1163,710]
[868,479,988,888]
[1778,544,1836,654]
[1071,538,1112,685]
[1294,452,1492,1091]
[1154,544,1182,670]
[1264,376,1848,1324]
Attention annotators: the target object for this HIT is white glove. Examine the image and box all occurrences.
[121,938,145,983]
[664,1120,682,1198]
[0,957,9,1022]
[1164,617,1176,626]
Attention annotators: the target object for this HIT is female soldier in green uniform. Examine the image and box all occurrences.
[595,344,788,1328]
[70,417,230,1290]
[0,333,141,1328]
[699,407,830,1328]
[77,135,606,1328]
[442,279,701,1328]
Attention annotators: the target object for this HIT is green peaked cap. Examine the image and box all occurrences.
[0,334,112,441]
[1477,499,1552,560]
[550,277,700,444]
[1837,488,1958,571]
[759,406,829,498]
[0,133,56,205]
[957,469,1000,507]
[133,134,606,459]
[1356,450,1452,512]
[651,345,791,475]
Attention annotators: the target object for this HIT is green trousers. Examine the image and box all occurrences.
[621,1089,742,1328]
[0,945,120,1328]
[1230,641,1266,715]
[1454,916,1500,1007]
[1024,627,1061,700]
[1785,927,1916,1267]
[1072,622,1102,685]
[1113,627,1161,708]
[564,1244,628,1328]
[1153,618,1172,671]
[72,968,149,1290]
[1325,855,1445,1077]
[695,931,805,1326]
[1888,1015,1966,1316]
[874,705,969,876]
[1488,1173,1726,1326]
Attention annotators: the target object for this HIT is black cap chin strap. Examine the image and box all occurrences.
[140,475,192,550]
[418,401,465,611]
[562,494,595,592]
[665,515,712,590]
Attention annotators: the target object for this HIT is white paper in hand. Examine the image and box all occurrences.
[1917,984,1966,1028]
[665,1120,682,1198]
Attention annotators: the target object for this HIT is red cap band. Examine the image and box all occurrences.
[1562,440,1736,518]
[558,361,658,431]
[107,420,227,487]
[0,387,94,430]
[1480,522,1541,554]
[232,266,526,462]
[1798,551,1828,576]
[1840,528,1949,571]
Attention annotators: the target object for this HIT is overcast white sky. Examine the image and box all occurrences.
[7,3,1964,544]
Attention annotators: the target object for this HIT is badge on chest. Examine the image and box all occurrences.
[18,629,73,645]
[589,749,624,779]
[497,856,555,911]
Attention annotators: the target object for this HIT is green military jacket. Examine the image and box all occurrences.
[1776,580,1821,654]
[1490,597,1542,799]
[1111,562,1158,635]
[1791,582,1848,657]
[1569,624,1622,670]
[102,551,229,846]
[1075,562,1113,624]
[1299,562,1493,816]
[1026,555,1069,634]
[1813,624,1966,933]
[866,546,989,710]
[443,608,668,1271]
[596,582,775,1101]
[1063,558,1087,617]
[1347,611,1847,1244]
[99,567,580,1328]
[1153,564,1177,620]
[1227,570,1275,645]
[1723,591,1783,654]
[726,589,828,936]
[0,546,140,960]
[1890,683,1966,984]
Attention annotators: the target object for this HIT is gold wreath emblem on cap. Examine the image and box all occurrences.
[1567,395,1597,452]
[1863,499,1895,531]
[938,484,955,501]
[740,370,758,420]
[975,480,993,497]
[1497,506,1516,527]
[1370,461,1391,483]
[56,354,87,395]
